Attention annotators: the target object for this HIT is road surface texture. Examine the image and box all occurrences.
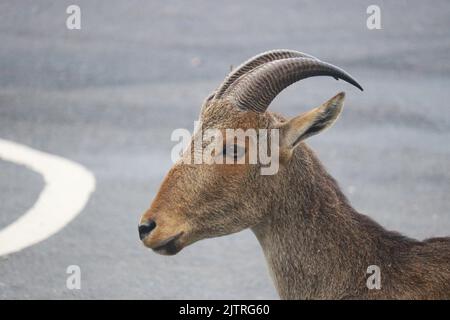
[0,0,449,299]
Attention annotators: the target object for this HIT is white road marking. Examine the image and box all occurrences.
[0,139,96,256]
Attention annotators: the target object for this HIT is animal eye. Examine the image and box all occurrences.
[223,144,245,160]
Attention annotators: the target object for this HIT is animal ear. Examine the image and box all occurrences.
[279,92,345,149]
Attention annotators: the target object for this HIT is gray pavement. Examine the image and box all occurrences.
[0,0,449,299]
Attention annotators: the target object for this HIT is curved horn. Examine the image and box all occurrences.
[214,50,318,99]
[223,57,363,112]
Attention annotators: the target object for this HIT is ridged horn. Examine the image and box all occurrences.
[222,57,363,112]
[213,50,318,99]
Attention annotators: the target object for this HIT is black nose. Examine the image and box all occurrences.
[139,220,156,240]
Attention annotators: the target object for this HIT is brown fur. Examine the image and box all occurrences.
[140,98,450,299]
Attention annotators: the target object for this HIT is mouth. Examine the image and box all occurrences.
[151,232,184,255]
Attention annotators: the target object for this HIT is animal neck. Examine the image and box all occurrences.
[251,144,406,299]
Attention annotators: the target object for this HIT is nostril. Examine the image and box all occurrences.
[138,220,157,240]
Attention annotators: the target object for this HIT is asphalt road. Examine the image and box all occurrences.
[0,0,449,299]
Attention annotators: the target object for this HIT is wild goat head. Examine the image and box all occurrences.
[139,50,362,255]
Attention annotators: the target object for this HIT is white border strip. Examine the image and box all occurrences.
[0,139,96,256]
